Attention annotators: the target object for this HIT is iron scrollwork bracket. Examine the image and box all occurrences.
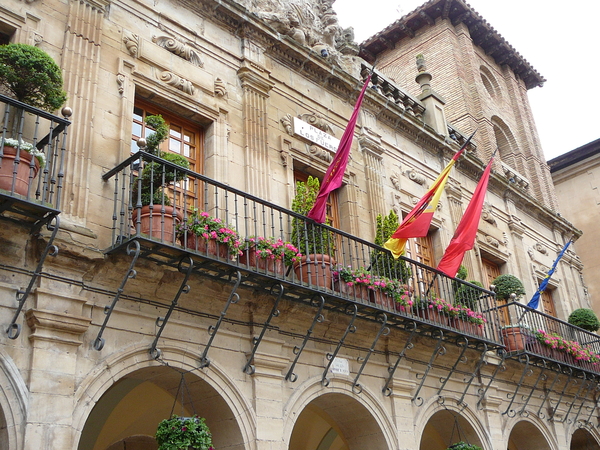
[383,321,417,397]
[322,303,358,387]
[413,329,445,406]
[352,313,389,394]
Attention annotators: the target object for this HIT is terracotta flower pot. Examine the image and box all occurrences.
[334,279,370,302]
[0,146,40,196]
[240,246,285,276]
[501,327,526,352]
[132,205,182,242]
[450,317,484,337]
[293,254,335,289]
[182,234,230,259]
[370,290,394,309]
[415,306,448,326]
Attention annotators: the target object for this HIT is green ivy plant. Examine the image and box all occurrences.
[568,308,600,332]
[448,442,482,450]
[155,415,213,450]
[291,175,335,256]
[371,210,411,282]
[492,274,525,301]
[0,43,67,111]
[455,280,484,311]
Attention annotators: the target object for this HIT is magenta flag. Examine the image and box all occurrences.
[307,75,372,223]
[437,159,493,277]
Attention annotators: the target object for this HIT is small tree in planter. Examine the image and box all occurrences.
[568,308,600,333]
[132,114,190,242]
[371,210,411,283]
[155,415,214,450]
[492,274,525,301]
[291,176,336,288]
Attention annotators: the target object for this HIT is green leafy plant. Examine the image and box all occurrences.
[492,274,525,301]
[568,308,600,332]
[455,280,484,311]
[1,137,46,167]
[133,114,190,206]
[177,210,243,256]
[333,265,376,289]
[447,442,482,450]
[373,276,413,308]
[155,415,214,450]
[243,236,302,266]
[371,210,411,282]
[291,176,335,256]
[535,329,600,363]
[0,43,67,111]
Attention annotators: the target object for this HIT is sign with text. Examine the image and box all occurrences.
[330,357,350,376]
[293,117,340,153]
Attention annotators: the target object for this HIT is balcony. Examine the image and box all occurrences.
[102,150,501,355]
[498,302,600,376]
[0,93,71,228]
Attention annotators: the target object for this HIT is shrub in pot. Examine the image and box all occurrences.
[155,415,214,450]
[291,175,336,288]
[0,138,47,195]
[568,308,600,332]
[132,114,190,241]
[370,210,411,283]
[492,274,525,301]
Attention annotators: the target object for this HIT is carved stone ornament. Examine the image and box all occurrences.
[308,144,333,163]
[390,171,402,191]
[406,168,426,185]
[116,73,125,95]
[152,35,204,67]
[298,112,334,134]
[123,31,139,57]
[281,114,293,136]
[534,242,547,255]
[214,78,227,97]
[485,235,500,248]
[159,71,194,95]
[481,203,496,225]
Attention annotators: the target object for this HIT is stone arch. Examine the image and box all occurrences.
[413,396,491,450]
[491,116,521,173]
[0,348,28,450]
[480,65,501,99]
[72,342,255,450]
[503,414,557,450]
[570,425,600,449]
[282,376,396,450]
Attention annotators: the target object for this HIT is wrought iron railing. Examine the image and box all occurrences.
[0,93,71,210]
[498,302,600,375]
[103,150,499,343]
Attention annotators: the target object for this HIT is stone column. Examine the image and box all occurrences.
[61,0,108,222]
[359,130,386,220]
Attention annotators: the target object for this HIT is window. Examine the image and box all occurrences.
[405,234,436,293]
[131,100,203,175]
[293,170,340,229]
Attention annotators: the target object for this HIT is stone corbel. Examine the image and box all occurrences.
[508,215,525,236]
[116,73,125,95]
[159,71,194,95]
[390,171,402,191]
[281,114,293,136]
[152,35,204,67]
[405,168,426,185]
[307,144,333,163]
[123,30,139,58]
[482,202,496,226]
[485,235,500,248]
[214,78,227,97]
[534,242,547,255]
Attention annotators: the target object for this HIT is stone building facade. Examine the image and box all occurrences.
[0,0,597,450]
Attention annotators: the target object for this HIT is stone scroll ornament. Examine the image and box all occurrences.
[152,35,203,67]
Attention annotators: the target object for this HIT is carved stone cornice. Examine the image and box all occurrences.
[25,309,91,347]
[508,215,525,236]
[358,133,384,159]
[237,66,274,95]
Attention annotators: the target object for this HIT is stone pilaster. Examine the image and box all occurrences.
[238,64,274,200]
[358,130,386,220]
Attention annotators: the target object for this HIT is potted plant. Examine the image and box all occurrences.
[155,415,214,450]
[373,276,413,311]
[454,280,484,311]
[500,324,530,352]
[0,138,46,196]
[177,209,243,259]
[371,210,411,283]
[132,114,190,242]
[568,308,600,332]
[332,265,374,302]
[240,236,302,275]
[412,296,452,325]
[0,43,66,196]
[450,303,486,337]
[492,274,526,301]
[447,442,482,450]
[291,176,336,288]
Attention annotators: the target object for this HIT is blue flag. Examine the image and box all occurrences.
[527,240,572,309]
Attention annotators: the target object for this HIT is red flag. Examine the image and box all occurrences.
[307,75,371,223]
[437,159,493,277]
[384,131,476,258]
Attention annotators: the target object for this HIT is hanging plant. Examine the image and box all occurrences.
[447,442,482,450]
[155,415,214,450]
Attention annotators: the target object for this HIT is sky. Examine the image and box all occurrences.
[334,0,600,161]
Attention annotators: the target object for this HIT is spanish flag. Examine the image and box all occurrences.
[384,131,475,258]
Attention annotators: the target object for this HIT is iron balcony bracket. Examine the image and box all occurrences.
[549,366,575,421]
[198,270,242,369]
[477,351,507,410]
[243,283,284,375]
[322,303,358,387]
[352,313,389,394]
[519,361,548,417]
[538,362,563,419]
[561,372,588,424]
[285,295,325,382]
[383,321,417,397]
[7,215,60,340]
[569,375,595,425]
[93,239,140,351]
[457,343,488,408]
[583,383,600,426]
[437,336,469,397]
[149,256,194,359]
[413,329,446,406]
[504,354,532,417]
